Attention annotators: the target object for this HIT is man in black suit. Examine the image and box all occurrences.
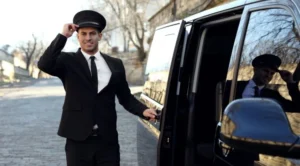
[221,54,300,166]
[38,10,157,166]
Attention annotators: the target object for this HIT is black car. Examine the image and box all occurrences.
[137,0,300,165]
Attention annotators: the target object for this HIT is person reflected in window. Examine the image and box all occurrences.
[224,54,300,112]
[220,54,300,166]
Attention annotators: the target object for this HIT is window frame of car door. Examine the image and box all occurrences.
[218,0,300,164]
[139,20,188,131]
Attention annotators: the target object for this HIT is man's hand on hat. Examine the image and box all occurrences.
[62,24,79,38]
[279,70,296,83]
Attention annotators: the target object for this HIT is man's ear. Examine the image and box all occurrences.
[253,67,260,76]
[98,33,102,41]
[253,67,258,73]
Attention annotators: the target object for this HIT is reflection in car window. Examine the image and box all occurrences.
[142,24,183,106]
[145,26,181,74]
[236,9,300,166]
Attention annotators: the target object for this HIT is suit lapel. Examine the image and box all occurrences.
[260,87,270,97]
[236,81,249,99]
[101,53,116,73]
[101,53,117,86]
[74,50,117,93]
[75,48,93,82]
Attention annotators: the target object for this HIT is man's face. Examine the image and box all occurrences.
[77,27,102,54]
[253,67,276,85]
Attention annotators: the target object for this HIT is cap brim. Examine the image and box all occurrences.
[76,23,103,32]
[274,68,280,72]
[266,66,280,72]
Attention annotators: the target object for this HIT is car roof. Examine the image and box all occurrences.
[184,0,265,22]
[154,0,266,30]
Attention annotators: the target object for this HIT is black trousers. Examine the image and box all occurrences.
[65,136,120,166]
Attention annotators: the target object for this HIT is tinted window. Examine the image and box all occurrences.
[142,23,183,105]
[236,8,300,166]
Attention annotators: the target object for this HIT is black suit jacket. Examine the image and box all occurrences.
[223,80,300,113]
[38,34,148,141]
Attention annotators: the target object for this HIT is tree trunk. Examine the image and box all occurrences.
[123,34,127,52]
[137,47,146,62]
[26,58,31,71]
[172,0,177,21]
[123,32,129,52]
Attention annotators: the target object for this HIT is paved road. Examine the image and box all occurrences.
[0,78,157,166]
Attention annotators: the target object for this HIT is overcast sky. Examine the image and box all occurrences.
[0,0,89,51]
[0,0,169,53]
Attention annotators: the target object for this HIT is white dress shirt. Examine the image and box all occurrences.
[242,79,264,98]
[81,50,112,130]
[81,50,112,93]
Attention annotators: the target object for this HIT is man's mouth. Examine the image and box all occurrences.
[85,42,93,46]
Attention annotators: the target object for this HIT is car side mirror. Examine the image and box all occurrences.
[220,98,300,159]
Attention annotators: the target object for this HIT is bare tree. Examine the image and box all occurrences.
[89,0,149,62]
[241,9,300,66]
[18,34,44,71]
[88,0,127,52]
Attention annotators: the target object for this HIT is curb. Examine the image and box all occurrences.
[0,79,37,89]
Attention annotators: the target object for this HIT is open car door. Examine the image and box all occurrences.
[152,20,188,166]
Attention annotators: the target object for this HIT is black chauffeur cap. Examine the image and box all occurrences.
[252,54,281,72]
[73,10,106,32]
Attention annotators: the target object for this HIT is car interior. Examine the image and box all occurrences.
[189,15,242,165]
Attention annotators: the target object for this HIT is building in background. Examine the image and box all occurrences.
[0,49,15,82]
[0,47,50,83]
[147,0,235,44]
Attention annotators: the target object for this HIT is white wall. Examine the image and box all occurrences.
[1,60,14,80]
[14,57,27,69]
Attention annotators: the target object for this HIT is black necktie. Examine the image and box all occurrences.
[90,56,98,93]
[253,86,259,97]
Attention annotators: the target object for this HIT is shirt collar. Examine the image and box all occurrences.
[81,49,102,61]
[249,79,265,90]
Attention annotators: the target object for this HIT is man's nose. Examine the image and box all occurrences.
[85,34,92,40]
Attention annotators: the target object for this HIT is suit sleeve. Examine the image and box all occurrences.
[37,33,67,78]
[116,59,149,119]
[274,83,300,113]
[287,82,300,101]
[287,82,300,112]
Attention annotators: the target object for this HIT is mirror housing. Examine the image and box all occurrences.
[220,98,300,159]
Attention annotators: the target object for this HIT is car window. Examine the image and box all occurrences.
[235,8,300,166]
[142,23,183,106]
